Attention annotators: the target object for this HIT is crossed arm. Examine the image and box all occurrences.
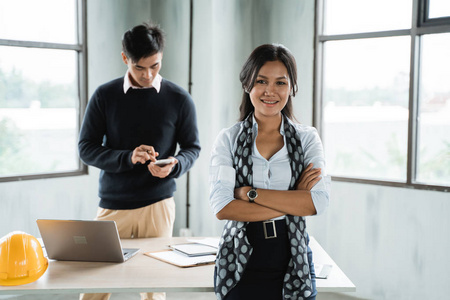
[215,163,322,222]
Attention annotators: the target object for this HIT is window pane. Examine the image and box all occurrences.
[428,0,450,19]
[0,47,79,177]
[416,34,450,186]
[0,0,77,44]
[322,37,411,181]
[324,0,412,35]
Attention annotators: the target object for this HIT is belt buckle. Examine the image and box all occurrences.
[263,220,277,239]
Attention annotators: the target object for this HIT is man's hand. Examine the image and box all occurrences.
[296,163,321,191]
[148,156,178,178]
[131,145,158,165]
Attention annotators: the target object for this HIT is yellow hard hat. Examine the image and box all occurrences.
[0,231,48,286]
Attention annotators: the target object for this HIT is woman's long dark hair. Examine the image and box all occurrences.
[238,44,298,121]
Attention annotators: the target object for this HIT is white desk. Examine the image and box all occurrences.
[0,236,355,295]
[309,237,355,292]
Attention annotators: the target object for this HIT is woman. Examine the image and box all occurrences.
[209,44,330,300]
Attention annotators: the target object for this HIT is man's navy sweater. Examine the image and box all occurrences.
[78,77,200,209]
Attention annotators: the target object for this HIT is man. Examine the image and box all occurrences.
[78,22,200,300]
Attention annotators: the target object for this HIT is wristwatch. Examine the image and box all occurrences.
[247,188,258,203]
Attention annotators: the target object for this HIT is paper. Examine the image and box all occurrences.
[146,250,216,268]
[315,264,332,279]
[186,237,220,248]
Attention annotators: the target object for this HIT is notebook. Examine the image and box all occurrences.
[36,219,140,263]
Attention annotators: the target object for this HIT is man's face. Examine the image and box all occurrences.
[122,52,163,88]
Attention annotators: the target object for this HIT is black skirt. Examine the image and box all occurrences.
[216,219,317,300]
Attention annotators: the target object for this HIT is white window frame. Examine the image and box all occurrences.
[314,0,450,192]
[0,0,87,182]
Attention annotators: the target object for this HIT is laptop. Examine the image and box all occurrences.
[36,219,140,263]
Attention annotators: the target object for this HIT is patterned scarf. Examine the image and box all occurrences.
[214,113,313,300]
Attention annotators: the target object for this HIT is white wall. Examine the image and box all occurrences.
[308,182,450,299]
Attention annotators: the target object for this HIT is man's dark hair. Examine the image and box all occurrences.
[238,44,298,121]
[122,22,165,62]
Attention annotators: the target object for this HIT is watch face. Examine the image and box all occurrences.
[248,190,257,199]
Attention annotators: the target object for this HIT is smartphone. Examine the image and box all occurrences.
[154,158,175,166]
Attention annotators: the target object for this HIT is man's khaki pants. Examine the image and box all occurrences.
[79,197,175,300]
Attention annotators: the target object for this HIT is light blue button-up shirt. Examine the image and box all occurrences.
[209,116,330,218]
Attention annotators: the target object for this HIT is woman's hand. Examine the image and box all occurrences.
[234,186,252,201]
[296,163,321,191]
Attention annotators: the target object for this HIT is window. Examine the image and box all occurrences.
[421,0,450,23]
[416,33,450,186]
[0,0,87,182]
[315,0,450,191]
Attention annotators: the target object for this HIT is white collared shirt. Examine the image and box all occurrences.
[123,72,162,94]
[209,116,330,216]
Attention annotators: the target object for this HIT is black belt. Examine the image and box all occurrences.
[246,219,286,240]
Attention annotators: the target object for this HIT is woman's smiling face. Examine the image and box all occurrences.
[249,60,291,119]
